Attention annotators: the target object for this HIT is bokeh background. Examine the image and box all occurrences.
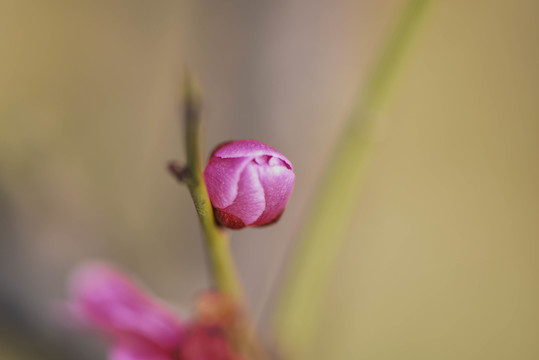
[1,0,538,359]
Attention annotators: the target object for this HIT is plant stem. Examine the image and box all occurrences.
[274,0,433,358]
[179,75,270,360]
[182,75,243,300]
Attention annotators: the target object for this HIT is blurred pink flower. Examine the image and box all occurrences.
[68,262,241,360]
[203,140,295,229]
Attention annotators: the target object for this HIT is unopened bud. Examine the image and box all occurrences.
[203,140,295,229]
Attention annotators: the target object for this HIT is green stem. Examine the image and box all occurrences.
[180,75,270,360]
[182,76,243,299]
[274,1,432,358]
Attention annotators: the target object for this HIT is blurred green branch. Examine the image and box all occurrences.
[274,0,433,358]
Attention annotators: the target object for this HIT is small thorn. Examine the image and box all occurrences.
[167,160,190,183]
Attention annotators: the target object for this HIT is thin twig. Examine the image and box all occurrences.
[170,73,269,359]
[176,73,244,299]
[167,160,190,183]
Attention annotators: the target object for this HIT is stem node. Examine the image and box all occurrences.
[167,160,190,183]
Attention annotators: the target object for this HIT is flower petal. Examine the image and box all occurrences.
[220,163,265,225]
[204,157,252,208]
[252,157,295,226]
[110,341,173,360]
[212,140,293,169]
[69,262,184,351]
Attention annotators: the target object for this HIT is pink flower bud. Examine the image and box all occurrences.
[179,324,243,360]
[203,140,295,229]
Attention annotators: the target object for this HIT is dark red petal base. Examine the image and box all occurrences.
[214,208,246,229]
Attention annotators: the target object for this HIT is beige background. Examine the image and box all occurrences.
[0,1,538,359]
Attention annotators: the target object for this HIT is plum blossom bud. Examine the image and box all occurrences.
[179,324,243,360]
[195,291,240,329]
[203,140,295,229]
